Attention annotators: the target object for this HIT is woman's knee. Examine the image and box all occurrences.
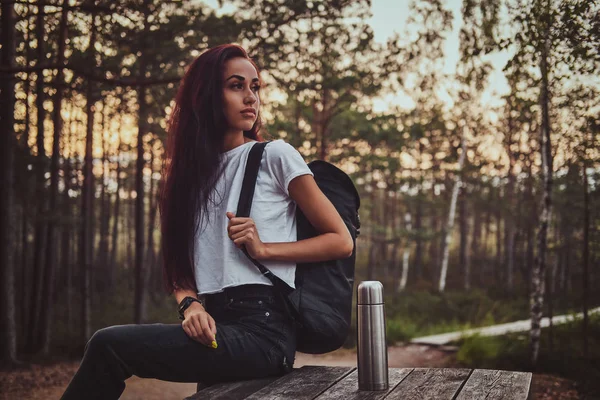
[85,325,128,354]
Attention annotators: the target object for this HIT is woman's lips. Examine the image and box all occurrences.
[241,111,256,118]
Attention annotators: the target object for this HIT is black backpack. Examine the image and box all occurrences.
[235,141,360,354]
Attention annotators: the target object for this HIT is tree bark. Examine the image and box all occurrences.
[80,8,97,343]
[0,0,19,364]
[39,0,68,355]
[495,188,503,286]
[146,143,159,295]
[582,156,589,354]
[470,201,481,287]
[109,152,122,289]
[27,2,49,353]
[135,82,147,324]
[319,88,329,161]
[459,188,468,286]
[62,156,73,332]
[525,161,535,293]
[366,185,377,281]
[439,131,467,292]
[399,212,412,292]
[97,102,110,293]
[530,0,553,366]
[505,107,517,294]
[414,188,423,280]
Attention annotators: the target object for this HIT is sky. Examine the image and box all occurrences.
[201,0,512,114]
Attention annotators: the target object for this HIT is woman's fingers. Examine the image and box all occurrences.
[228,220,254,238]
[208,315,217,338]
[182,313,217,347]
[230,226,256,241]
[183,321,199,342]
[191,316,209,345]
[233,233,253,247]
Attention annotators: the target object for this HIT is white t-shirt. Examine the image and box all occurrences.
[193,139,314,295]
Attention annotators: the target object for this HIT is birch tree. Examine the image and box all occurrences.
[438,133,467,292]
[398,212,412,292]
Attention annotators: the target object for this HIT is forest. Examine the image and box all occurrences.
[0,0,599,397]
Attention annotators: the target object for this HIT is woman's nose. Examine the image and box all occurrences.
[244,89,257,104]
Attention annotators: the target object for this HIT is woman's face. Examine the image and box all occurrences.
[221,57,261,135]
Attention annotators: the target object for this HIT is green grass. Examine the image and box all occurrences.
[380,289,528,343]
[452,313,600,396]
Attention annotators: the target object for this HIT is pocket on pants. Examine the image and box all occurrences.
[226,297,273,324]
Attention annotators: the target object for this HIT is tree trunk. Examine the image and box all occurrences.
[414,188,423,280]
[135,82,147,324]
[20,9,32,335]
[525,164,535,293]
[547,217,559,352]
[27,3,49,353]
[582,158,589,354]
[530,1,553,366]
[20,203,29,341]
[81,9,97,343]
[62,157,73,332]
[459,188,468,286]
[19,4,33,149]
[496,189,503,285]
[366,185,377,281]
[399,212,412,292]
[505,109,517,294]
[0,0,19,364]
[97,102,110,293]
[470,202,481,288]
[109,153,122,289]
[319,88,329,161]
[39,0,69,355]
[145,141,158,298]
[439,132,467,292]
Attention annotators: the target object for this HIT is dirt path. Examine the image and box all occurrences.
[0,345,578,399]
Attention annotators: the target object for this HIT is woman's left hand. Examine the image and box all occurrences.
[226,212,267,260]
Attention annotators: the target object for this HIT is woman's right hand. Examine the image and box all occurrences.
[181,302,217,347]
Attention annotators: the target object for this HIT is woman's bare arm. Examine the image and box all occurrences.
[262,174,354,263]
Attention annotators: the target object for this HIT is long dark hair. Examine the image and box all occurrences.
[159,44,263,294]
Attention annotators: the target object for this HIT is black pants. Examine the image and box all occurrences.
[61,284,296,400]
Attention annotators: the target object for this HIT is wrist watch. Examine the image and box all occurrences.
[178,296,202,320]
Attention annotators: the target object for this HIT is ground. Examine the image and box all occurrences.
[0,344,581,400]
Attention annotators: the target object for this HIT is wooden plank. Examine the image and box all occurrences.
[184,376,280,400]
[455,369,532,400]
[244,366,355,400]
[315,368,413,400]
[386,368,472,400]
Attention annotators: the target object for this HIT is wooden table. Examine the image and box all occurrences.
[185,366,532,399]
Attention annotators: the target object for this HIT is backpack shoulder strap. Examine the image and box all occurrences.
[235,141,296,300]
[236,141,268,218]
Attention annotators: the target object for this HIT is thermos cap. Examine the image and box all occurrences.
[357,281,384,305]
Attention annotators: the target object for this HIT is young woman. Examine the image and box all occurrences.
[61,43,353,399]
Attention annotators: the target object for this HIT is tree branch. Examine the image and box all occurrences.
[1,64,181,87]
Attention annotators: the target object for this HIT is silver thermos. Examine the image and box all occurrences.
[357,281,388,391]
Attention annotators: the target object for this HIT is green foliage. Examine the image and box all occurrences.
[453,313,600,396]
[386,318,419,344]
[384,289,529,337]
[456,334,505,368]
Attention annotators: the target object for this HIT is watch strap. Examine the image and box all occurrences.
[178,296,202,320]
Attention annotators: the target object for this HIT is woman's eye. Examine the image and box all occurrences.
[230,83,260,92]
